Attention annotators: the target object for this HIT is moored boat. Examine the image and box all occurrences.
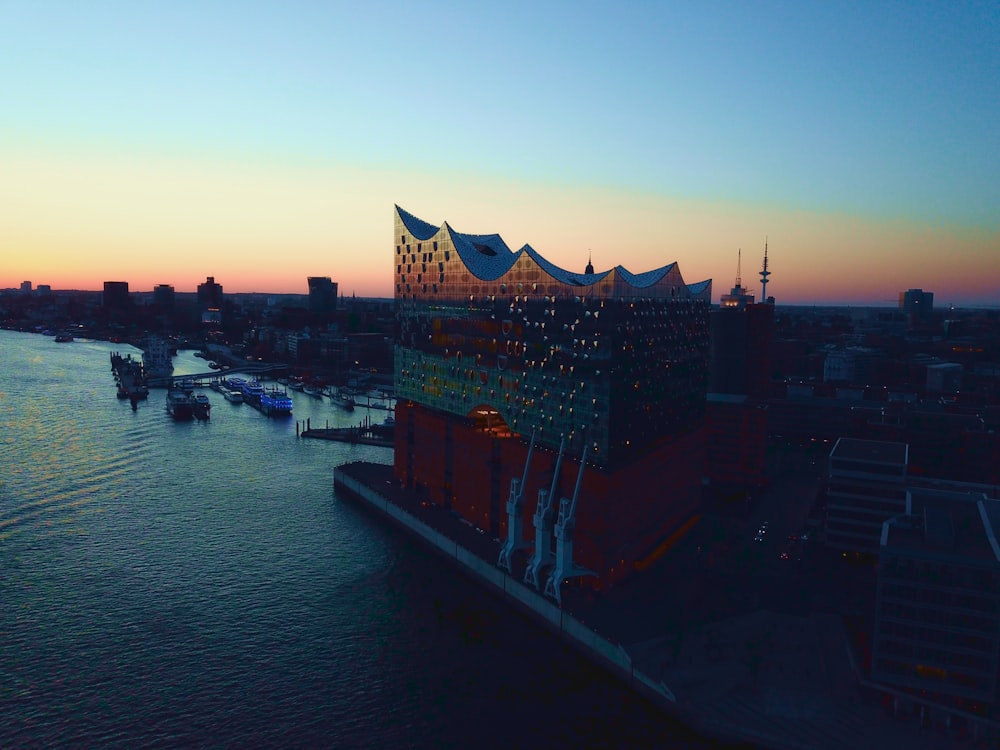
[329,389,355,412]
[166,388,194,420]
[222,388,243,404]
[192,393,211,420]
[261,387,293,417]
[239,379,265,405]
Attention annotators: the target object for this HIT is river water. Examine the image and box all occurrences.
[0,329,708,749]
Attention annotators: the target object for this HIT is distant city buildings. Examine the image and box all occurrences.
[102,281,130,310]
[900,288,934,326]
[197,276,224,311]
[153,284,175,311]
[307,276,338,314]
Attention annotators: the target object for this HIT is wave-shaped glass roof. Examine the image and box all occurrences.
[396,205,710,297]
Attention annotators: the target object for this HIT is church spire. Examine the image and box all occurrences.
[585,250,594,276]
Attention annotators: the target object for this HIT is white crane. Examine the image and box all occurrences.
[497,431,536,573]
[543,439,597,605]
[523,436,565,590]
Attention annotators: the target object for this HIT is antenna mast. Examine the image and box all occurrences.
[759,238,771,302]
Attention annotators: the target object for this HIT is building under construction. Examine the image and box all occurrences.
[391,205,712,596]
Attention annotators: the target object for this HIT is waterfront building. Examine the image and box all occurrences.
[825,437,909,554]
[391,205,712,592]
[872,488,1000,734]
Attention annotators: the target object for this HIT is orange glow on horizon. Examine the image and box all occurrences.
[2,150,997,306]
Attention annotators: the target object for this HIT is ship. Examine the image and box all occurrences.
[239,378,265,406]
[165,388,194,420]
[143,336,174,381]
[260,387,293,417]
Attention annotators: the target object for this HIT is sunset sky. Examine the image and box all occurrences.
[2,2,997,306]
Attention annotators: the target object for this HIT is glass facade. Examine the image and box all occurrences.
[393,206,711,468]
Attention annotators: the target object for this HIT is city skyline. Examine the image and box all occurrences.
[2,3,997,306]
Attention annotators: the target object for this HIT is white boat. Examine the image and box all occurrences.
[222,388,243,404]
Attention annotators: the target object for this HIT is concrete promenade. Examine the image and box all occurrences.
[334,460,979,750]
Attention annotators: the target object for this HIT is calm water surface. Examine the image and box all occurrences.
[0,330,705,749]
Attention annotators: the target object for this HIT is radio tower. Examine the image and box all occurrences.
[759,238,771,303]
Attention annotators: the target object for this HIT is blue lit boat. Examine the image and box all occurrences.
[261,387,293,417]
[239,379,265,405]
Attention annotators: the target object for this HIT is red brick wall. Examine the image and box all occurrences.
[395,402,705,588]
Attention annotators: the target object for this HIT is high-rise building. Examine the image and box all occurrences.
[102,281,130,310]
[197,276,224,311]
[899,288,934,325]
[153,284,175,311]
[391,205,712,593]
[20,281,32,295]
[873,488,1000,728]
[307,276,339,314]
[706,251,774,490]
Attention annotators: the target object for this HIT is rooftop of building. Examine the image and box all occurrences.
[881,488,1000,564]
[830,437,908,465]
[396,205,712,297]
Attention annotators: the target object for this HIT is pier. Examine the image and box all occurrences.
[110,352,149,409]
[299,415,393,447]
[147,362,286,389]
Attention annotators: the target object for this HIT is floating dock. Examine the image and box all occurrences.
[299,416,393,446]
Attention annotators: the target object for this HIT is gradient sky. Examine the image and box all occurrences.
[1,1,997,306]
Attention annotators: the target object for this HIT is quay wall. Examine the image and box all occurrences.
[333,465,681,718]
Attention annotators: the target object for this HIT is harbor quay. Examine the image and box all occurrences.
[335,460,980,750]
